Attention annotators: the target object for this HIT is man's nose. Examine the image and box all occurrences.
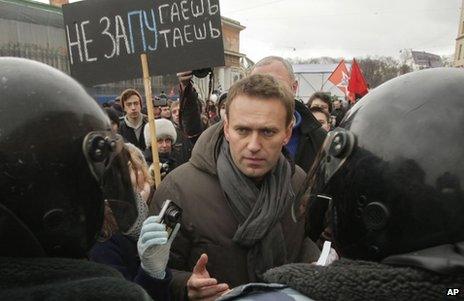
[247,132,261,153]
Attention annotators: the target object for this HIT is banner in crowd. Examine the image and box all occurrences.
[327,59,350,96]
[62,0,225,86]
[347,59,369,102]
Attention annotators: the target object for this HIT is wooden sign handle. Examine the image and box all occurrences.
[141,53,161,188]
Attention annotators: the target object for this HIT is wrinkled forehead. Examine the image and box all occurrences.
[228,96,288,129]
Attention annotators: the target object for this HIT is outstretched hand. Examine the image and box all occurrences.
[187,253,230,300]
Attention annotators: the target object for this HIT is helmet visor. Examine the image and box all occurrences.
[83,131,137,232]
[297,128,355,201]
[293,128,355,238]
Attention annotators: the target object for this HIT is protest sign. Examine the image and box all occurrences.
[63,0,225,86]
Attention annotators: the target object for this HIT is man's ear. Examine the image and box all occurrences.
[292,80,299,95]
[223,116,230,142]
[283,121,293,145]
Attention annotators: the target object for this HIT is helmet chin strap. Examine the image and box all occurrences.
[0,202,46,257]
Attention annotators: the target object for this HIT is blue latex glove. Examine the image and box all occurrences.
[137,215,180,279]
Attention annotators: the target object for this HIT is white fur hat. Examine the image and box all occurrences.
[143,118,177,149]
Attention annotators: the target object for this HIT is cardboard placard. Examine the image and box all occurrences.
[62,0,225,86]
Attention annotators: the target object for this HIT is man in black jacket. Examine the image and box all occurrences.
[119,88,148,150]
[250,56,327,172]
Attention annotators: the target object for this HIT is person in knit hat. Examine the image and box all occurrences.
[143,118,179,178]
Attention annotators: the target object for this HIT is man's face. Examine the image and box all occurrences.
[251,61,298,95]
[154,106,161,118]
[310,98,330,114]
[157,137,172,154]
[124,95,141,119]
[111,122,119,134]
[333,100,341,109]
[224,95,292,182]
[171,106,180,125]
[312,111,330,132]
[219,106,226,120]
[160,106,171,119]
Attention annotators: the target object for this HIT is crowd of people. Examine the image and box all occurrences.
[0,55,463,301]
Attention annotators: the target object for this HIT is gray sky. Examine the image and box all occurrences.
[37,0,463,61]
[219,0,463,61]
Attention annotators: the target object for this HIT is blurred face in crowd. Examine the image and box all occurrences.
[154,106,161,118]
[219,103,226,120]
[111,121,119,134]
[312,111,331,132]
[310,98,330,114]
[171,104,180,125]
[224,95,292,182]
[160,106,171,119]
[251,61,298,95]
[124,95,141,120]
[157,137,173,154]
[333,99,341,109]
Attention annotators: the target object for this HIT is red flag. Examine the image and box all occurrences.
[347,59,368,103]
[328,60,350,96]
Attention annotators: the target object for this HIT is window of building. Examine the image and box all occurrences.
[459,44,463,60]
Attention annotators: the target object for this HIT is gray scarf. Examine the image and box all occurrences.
[124,114,144,140]
[123,192,148,241]
[217,139,295,281]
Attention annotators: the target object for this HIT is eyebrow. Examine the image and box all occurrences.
[261,126,279,132]
[233,124,279,132]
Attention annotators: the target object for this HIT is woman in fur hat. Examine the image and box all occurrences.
[143,118,179,179]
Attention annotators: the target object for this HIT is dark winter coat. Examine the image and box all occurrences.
[149,122,321,301]
[174,83,204,165]
[263,243,464,301]
[89,234,171,301]
[0,257,151,300]
[331,107,346,127]
[293,100,327,172]
[119,116,148,150]
[172,124,195,166]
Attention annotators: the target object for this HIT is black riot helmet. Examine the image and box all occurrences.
[300,68,464,262]
[0,58,138,258]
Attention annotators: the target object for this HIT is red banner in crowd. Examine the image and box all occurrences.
[328,60,350,96]
[347,59,369,103]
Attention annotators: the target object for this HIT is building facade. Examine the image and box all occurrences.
[454,0,464,67]
[218,17,247,89]
[399,49,443,71]
[194,17,248,100]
